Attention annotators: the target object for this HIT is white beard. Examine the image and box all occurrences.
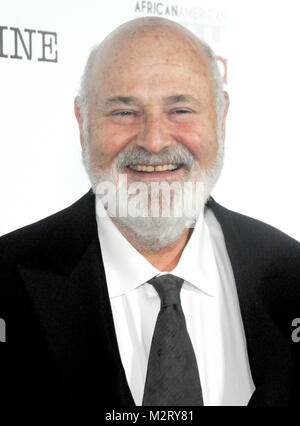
[82,141,224,252]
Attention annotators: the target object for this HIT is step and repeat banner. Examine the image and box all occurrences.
[1,0,299,240]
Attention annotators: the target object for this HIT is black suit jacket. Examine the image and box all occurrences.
[1,190,300,409]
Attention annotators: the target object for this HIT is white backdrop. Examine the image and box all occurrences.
[1,0,299,241]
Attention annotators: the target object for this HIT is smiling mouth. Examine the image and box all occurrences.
[127,163,183,173]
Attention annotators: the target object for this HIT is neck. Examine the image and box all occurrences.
[110,219,193,271]
[139,227,193,271]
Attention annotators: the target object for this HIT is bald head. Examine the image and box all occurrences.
[93,17,214,75]
[76,17,226,137]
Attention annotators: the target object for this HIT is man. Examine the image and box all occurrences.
[0,17,300,409]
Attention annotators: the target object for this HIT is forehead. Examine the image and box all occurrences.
[90,28,215,102]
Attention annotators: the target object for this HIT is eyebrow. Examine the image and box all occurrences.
[104,96,141,107]
[163,94,200,105]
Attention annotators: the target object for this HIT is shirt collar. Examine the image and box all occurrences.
[96,213,159,298]
[171,208,217,296]
[96,205,217,299]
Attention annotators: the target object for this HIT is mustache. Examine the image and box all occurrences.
[114,145,195,171]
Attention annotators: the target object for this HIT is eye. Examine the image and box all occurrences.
[171,109,193,115]
[109,109,140,125]
[169,108,195,123]
[112,110,136,116]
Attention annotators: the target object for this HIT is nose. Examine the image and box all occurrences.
[137,113,172,153]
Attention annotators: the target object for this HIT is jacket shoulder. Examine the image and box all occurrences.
[208,198,300,251]
[0,191,96,270]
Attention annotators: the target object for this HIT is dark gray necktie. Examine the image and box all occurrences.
[142,274,204,406]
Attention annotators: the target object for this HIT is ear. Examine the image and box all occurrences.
[221,91,230,142]
[74,96,85,150]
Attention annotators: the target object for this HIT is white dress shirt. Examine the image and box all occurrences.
[96,203,255,406]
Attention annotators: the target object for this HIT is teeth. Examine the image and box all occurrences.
[129,164,179,172]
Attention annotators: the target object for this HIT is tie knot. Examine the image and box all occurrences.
[148,274,184,307]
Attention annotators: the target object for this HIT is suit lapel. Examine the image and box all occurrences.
[18,192,135,407]
[208,198,292,406]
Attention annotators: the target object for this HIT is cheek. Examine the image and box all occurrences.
[172,121,218,165]
[89,119,134,164]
